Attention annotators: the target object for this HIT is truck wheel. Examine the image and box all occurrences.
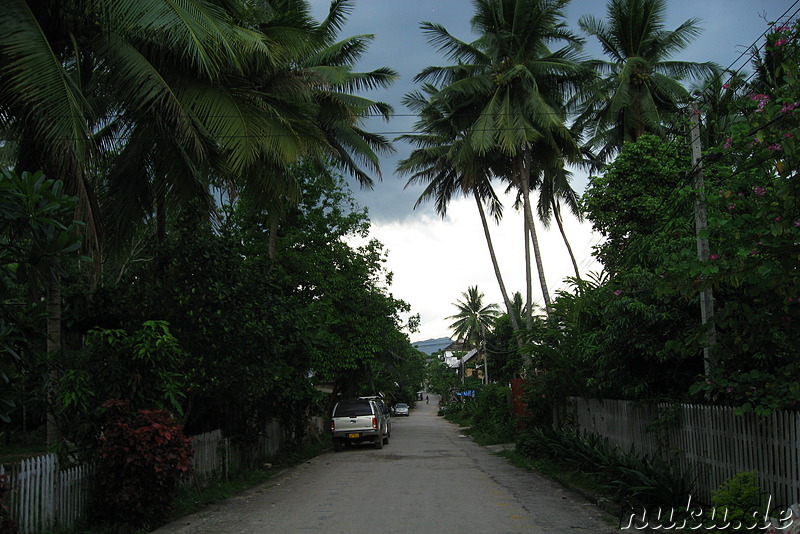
[374,437,384,449]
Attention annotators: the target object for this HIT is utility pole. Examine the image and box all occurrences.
[689,103,716,376]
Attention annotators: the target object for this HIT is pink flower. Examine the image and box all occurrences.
[613,290,622,296]
[753,186,767,196]
[780,102,798,112]
[768,143,783,151]
[722,83,731,90]
[727,203,736,210]
[710,254,720,260]
[750,93,770,111]
[724,137,732,149]
[774,38,788,46]
[795,220,800,227]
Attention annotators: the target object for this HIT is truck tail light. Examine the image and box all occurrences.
[330,420,335,431]
[371,417,377,429]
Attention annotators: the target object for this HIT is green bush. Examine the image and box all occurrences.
[90,400,193,529]
[443,385,516,444]
[710,471,764,530]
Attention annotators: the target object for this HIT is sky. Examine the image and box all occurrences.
[306,0,797,342]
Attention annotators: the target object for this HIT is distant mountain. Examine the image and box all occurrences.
[411,337,453,356]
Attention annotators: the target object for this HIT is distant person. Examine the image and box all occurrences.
[426,395,429,404]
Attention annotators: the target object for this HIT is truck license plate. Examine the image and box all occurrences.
[348,433,360,439]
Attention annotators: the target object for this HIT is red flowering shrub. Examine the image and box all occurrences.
[90,399,193,528]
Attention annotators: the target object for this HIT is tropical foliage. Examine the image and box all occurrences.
[572,0,714,163]
[1,2,799,529]
[0,0,422,464]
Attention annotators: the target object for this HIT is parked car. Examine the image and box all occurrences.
[393,403,409,416]
[330,398,391,451]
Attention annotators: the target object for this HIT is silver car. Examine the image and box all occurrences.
[393,403,409,416]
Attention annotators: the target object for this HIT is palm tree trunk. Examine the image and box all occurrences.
[517,152,552,317]
[474,193,521,334]
[523,215,533,330]
[268,217,278,260]
[46,273,62,446]
[525,205,552,314]
[551,199,581,280]
[156,186,168,276]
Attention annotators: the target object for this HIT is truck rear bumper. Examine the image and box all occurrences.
[332,429,381,440]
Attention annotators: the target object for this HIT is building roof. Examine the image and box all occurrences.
[444,348,477,369]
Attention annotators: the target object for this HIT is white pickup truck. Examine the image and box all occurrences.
[330,398,391,451]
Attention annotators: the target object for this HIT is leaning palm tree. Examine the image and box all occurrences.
[397,84,525,345]
[573,0,715,164]
[447,286,501,383]
[415,0,591,320]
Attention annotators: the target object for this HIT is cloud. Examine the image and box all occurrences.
[366,189,603,341]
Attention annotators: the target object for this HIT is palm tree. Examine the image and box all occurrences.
[415,0,590,320]
[533,158,583,280]
[573,0,715,163]
[447,286,500,383]
[228,0,397,259]
[397,85,525,344]
[690,68,748,150]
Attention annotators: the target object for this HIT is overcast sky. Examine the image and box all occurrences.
[306,0,796,342]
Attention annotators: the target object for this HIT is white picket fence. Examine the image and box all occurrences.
[0,417,322,533]
[0,455,93,534]
[191,419,292,479]
[562,397,800,505]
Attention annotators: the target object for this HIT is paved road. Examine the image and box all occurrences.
[154,395,617,533]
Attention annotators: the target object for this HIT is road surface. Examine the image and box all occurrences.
[154,395,617,533]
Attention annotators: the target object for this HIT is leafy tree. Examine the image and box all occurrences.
[0,170,84,423]
[581,133,692,273]
[425,357,460,403]
[68,163,419,444]
[679,20,800,414]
